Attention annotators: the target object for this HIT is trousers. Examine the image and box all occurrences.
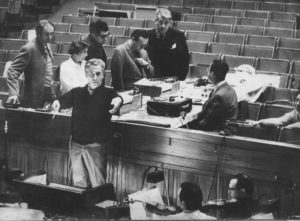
[70,140,108,188]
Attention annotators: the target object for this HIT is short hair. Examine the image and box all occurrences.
[85,58,105,72]
[209,59,229,81]
[130,29,149,41]
[35,20,54,35]
[179,182,203,211]
[89,19,109,35]
[68,40,88,55]
[155,8,172,20]
[231,174,254,198]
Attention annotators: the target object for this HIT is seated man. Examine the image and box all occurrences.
[152,182,215,220]
[52,59,122,188]
[251,93,300,129]
[111,29,154,91]
[192,60,238,131]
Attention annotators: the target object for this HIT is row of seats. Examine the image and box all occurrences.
[90,2,299,22]
[59,15,300,39]
[94,0,300,14]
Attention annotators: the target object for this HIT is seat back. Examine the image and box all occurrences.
[186,31,215,42]
[62,15,88,24]
[182,0,206,8]
[245,35,277,47]
[278,128,300,145]
[258,2,283,12]
[69,24,89,34]
[204,23,232,33]
[234,25,263,36]
[277,37,300,50]
[264,27,294,38]
[210,15,237,25]
[52,32,81,43]
[190,52,220,65]
[256,58,290,74]
[184,14,209,23]
[53,22,70,32]
[208,42,241,56]
[215,33,245,44]
[222,55,256,70]
[259,104,294,119]
[186,41,208,53]
[117,18,145,28]
[275,48,300,61]
[242,45,274,58]
[232,1,257,10]
[52,53,70,66]
[0,38,27,50]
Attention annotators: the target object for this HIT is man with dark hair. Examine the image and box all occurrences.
[221,173,256,219]
[146,8,189,80]
[152,182,215,219]
[192,59,238,131]
[52,59,122,188]
[83,18,109,63]
[111,29,154,91]
[6,20,56,108]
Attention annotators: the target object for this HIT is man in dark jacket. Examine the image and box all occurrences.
[145,8,189,81]
[193,60,238,131]
[83,18,109,64]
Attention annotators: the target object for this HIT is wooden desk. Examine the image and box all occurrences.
[0,107,300,218]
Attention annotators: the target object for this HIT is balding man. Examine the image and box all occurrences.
[145,8,189,81]
[7,20,56,108]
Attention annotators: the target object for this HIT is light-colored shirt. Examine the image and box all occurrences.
[277,109,300,126]
[60,58,88,95]
[152,210,216,220]
[44,44,53,87]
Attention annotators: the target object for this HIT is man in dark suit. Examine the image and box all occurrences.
[83,18,109,64]
[6,20,56,108]
[145,8,189,81]
[194,60,238,131]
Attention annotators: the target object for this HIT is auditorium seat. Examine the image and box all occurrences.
[186,41,208,53]
[0,38,27,50]
[110,26,126,36]
[203,23,232,33]
[264,27,294,38]
[112,35,129,45]
[258,86,297,104]
[0,62,6,76]
[258,2,283,12]
[103,45,116,58]
[182,0,206,8]
[284,3,300,13]
[118,3,136,11]
[50,42,59,54]
[210,15,237,25]
[222,55,256,70]
[290,60,300,76]
[126,27,151,36]
[0,49,6,62]
[52,53,70,66]
[265,20,295,30]
[237,102,262,121]
[158,0,181,7]
[169,6,192,15]
[244,10,269,19]
[53,22,70,32]
[215,33,245,44]
[218,9,243,17]
[69,24,89,34]
[61,15,89,24]
[193,7,216,16]
[77,8,94,17]
[133,0,157,6]
[5,50,19,61]
[175,21,203,31]
[245,35,277,47]
[278,127,300,145]
[184,14,209,23]
[189,51,220,66]
[206,0,232,9]
[275,48,300,61]
[256,58,290,74]
[57,42,71,54]
[242,45,274,59]
[277,37,300,50]
[208,42,241,56]
[269,11,297,21]
[0,76,8,92]
[90,16,116,26]
[259,104,294,119]
[117,18,145,28]
[94,2,119,10]
[52,32,81,43]
[186,31,215,42]
[110,0,132,3]
[232,1,257,10]
[237,17,266,27]
[233,25,263,36]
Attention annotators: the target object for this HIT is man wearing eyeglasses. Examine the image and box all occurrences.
[83,19,110,64]
[111,29,154,91]
[145,8,189,81]
[51,59,122,188]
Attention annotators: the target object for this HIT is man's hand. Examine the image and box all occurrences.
[109,97,122,114]
[248,120,263,127]
[135,58,149,67]
[6,96,19,104]
[51,100,60,112]
[285,122,300,129]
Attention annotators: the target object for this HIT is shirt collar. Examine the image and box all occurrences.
[214,80,226,91]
